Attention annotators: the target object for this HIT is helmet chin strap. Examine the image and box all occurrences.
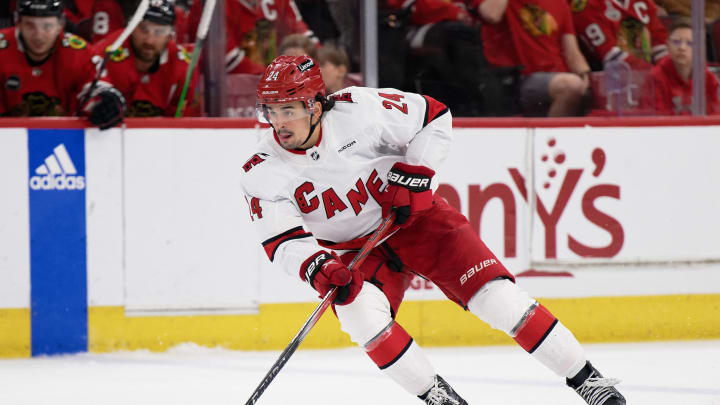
[298,109,322,150]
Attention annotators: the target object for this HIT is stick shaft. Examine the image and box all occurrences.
[244,213,397,405]
[78,0,150,112]
[174,0,218,117]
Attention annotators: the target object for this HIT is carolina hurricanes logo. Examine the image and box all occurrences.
[330,92,354,103]
[519,4,558,36]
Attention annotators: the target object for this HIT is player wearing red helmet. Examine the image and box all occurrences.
[241,55,626,405]
[256,55,328,149]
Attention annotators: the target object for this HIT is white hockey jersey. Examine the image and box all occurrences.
[240,86,452,278]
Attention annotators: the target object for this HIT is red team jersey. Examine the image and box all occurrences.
[63,0,126,43]
[646,56,720,115]
[571,0,668,68]
[0,27,97,116]
[94,31,199,117]
[187,0,313,73]
[384,0,473,25]
[480,0,576,74]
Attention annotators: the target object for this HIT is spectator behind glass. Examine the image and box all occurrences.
[570,0,668,72]
[278,33,318,58]
[316,44,349,94]
[93,0,200,117]
[182,0,316,74]
[654,0,720,24]
[477,0,591,116]
[646,19,720,115]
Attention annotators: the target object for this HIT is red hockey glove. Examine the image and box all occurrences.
[381,162,435,227]
[299,251,363,305]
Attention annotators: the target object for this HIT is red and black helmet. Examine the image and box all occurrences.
[144,0,176,26]
[256,55,326,107]
[16,0,63,18]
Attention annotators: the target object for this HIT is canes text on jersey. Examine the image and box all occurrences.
[294,169,384,218]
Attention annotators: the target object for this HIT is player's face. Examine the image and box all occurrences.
[130,21,172,63]
[265,101,315,149]
[18,16,63,60]
[668,27,692,67]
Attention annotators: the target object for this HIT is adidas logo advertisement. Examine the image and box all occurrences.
[29,144,86,191]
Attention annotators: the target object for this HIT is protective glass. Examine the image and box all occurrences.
[255,100,314,124]
[669,38,692,48]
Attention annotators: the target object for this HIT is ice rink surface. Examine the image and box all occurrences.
[0,340,718,405]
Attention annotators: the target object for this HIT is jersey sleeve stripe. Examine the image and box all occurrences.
[421,95,449,127]
[262,226,313,262]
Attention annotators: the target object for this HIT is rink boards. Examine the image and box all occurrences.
[1,117,720,358]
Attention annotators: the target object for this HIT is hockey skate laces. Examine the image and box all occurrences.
[425,381,460,405]
[574,377,622,405]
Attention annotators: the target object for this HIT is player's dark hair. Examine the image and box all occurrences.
[316,93,335,112]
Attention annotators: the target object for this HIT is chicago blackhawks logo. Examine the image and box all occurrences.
[618,18,652,62]
[127,100,163,117]
[519,4,558,36]
[108,46,130,62]
[571,0,588,12]
[177,46,191,63]
[5,92,63,117]
[62,33,87,50]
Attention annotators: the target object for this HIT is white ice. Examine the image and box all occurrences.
[0,340,718,405]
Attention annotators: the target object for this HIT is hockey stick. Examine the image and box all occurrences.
[78,0,150,111]
[174,0,217,117]
[244,212,397,405]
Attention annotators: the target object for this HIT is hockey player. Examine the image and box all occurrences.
[0,0,125,129]
[240,54,627,405]
[185,0,316,74]
[63,0,125,43]
[94,0,199,117]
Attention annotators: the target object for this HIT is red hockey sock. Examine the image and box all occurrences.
[513,304,558,353]
[365,321,413,369]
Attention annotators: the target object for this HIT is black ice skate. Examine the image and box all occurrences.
[567,361,626,405]
[418,375,468,405]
